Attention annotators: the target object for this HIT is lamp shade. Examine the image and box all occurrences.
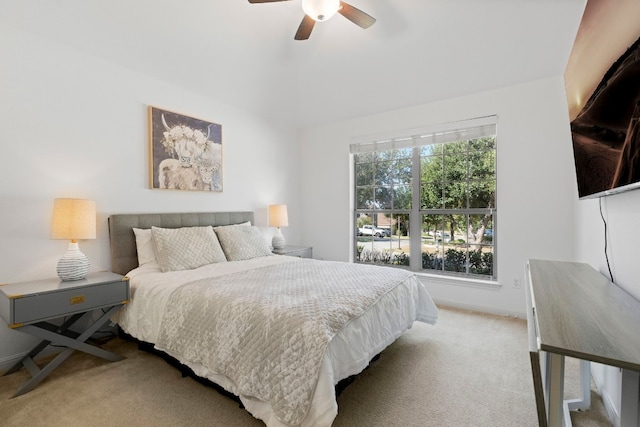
[51,198,96,241]
[302,0,340,21]
[268,204,289,228]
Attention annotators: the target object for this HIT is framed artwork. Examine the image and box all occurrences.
[148,106,223,192]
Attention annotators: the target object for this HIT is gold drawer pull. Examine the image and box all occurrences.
[69,295,85,305]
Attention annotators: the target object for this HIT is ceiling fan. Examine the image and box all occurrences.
[248,0,376,40]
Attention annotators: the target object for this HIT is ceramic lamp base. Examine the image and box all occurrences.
[272,228,286,250]
[57,242,90,281]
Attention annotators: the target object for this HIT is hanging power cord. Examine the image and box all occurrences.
[599,197,614,283]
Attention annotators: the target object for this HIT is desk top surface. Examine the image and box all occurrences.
[528,259,640,371]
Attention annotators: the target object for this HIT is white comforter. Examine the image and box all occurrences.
[115,256,438,427]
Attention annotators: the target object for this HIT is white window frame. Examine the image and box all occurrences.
[351,115,498,281]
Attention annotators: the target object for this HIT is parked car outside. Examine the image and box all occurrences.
[435,231,451,243]
[358,225,390,237]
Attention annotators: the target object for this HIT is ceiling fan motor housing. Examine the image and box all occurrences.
[302,0,340,21]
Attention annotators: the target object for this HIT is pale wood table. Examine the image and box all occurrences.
[526,259,640,427]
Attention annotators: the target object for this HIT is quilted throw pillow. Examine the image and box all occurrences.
[214,225,273,261]
[151,226,227,272]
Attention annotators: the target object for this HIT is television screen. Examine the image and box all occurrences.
[565,0,640,199]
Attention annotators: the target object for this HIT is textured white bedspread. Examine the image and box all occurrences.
[115,256,438,427]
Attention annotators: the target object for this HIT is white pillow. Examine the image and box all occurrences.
[214,225,273,261]
[151,226,227,272]
[133,228,156,266]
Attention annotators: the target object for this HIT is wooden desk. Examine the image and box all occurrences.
[526,259,640,427]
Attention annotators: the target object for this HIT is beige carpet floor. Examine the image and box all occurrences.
[0,306,612,426]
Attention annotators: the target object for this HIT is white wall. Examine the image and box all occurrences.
[299,76,577,317]
[0,26,302,367]
[575,190,640,425]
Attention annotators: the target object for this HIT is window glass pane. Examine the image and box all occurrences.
[445,140,467,154]
[375,150,393,162]
[375,160,393,185]
[469,149,495,178]
[443,181,467,209]
[394,147,413,159]
[392,213,411,267]
[468,180,495,208]
[469,136,495,152]
[375,187,393,209]
[468,214,494,275]
[469,214,493,245]
[356,213,410,267]
[355,162,373,186]
[394,158,412,185]
[421,214,443,270]
[354,152,373,164]
[356,187,374,209]
[420,182,443,209]
[443,152,467,182]
[420,155,443,183]
[469,245,494,276]
[421,143,443,156]
[393,185,412,209]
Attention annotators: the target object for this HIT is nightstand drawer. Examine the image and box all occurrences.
[286,247,312,258]
[8,280,129,326]
[272,245,313,258]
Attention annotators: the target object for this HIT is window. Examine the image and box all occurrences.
[352,116,497,280]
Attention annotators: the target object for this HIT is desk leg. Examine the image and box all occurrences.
[565,360,591,420]
[547,352,565,427]
[620,369,640,427]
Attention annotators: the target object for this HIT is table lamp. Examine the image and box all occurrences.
[268,204,288,249]
[51,198,96,281]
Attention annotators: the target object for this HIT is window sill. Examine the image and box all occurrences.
[415,271,502,291]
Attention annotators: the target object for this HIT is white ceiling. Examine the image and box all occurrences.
[1,0,586,128]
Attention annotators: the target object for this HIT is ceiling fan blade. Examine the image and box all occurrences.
[248,0,291,3]
[294,15,315,40]
[338,1,376,29]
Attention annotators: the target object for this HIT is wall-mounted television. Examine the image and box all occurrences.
[565,0,640,199]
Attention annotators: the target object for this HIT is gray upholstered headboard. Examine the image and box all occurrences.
[108,211,254,276]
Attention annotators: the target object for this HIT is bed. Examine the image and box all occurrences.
[108,212,438,427]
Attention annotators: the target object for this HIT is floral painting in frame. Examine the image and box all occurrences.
[149,106,223,192]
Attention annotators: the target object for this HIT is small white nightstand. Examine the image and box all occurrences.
[0,271,130,397]
[272,245,313,258]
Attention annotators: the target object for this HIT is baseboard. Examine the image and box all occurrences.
[0,347,61,374]
[591,366,620,427]
[432,298,527,320]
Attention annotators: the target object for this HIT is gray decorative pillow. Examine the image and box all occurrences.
[151,226,227,272]
[214,225,273,261]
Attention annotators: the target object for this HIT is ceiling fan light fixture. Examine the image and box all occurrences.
[302,0,340,22]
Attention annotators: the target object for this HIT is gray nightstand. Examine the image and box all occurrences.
[272,245,313,258]
[0,271,130,397]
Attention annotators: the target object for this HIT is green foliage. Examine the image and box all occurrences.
[359,247,493,278]
[419,137,496,239]
[444,248,466,272]
[393,252,410,266]
[357,249,410,266]
[354,148,413,210]
[469,250,493,275]
[423,248,494,278]
[356,215,372,228]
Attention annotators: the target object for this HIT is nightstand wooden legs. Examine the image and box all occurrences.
[4,305,124,398]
